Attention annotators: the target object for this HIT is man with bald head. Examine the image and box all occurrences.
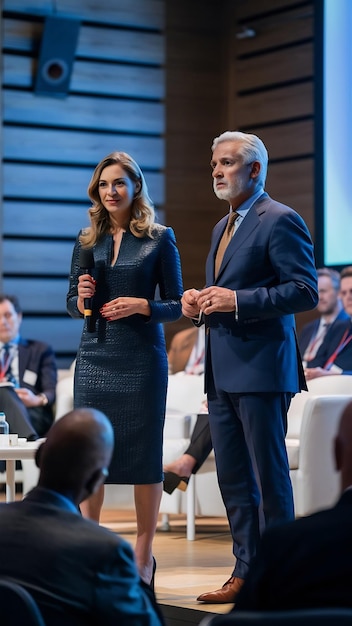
[232,398,352,611]
[0,408,164,626]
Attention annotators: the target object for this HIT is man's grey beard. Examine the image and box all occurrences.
[213,184,231,202]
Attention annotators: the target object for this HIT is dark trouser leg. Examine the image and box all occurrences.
[208,390,294,579]
[0,388,38,439]
[185,413,213,473]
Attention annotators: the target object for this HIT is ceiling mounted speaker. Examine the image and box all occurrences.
[34,16,80,97]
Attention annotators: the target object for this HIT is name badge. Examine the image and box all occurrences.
[23,370,38,386]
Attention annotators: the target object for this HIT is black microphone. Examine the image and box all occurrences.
[79,247,95,333]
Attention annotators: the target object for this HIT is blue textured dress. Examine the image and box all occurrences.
[67,225,183,484]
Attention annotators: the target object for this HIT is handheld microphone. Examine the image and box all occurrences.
[79,247,95,333]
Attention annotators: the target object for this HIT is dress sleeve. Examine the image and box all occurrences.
[148,227,183,324]
[66,233,84,319]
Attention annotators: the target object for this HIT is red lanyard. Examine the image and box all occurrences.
[0,347,12,381]
[304,323,329,361]
[324,328,352,370]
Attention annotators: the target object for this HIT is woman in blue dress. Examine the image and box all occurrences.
[67,151,183,585]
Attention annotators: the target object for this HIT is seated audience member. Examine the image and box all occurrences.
[234,398,352,611]
[164,326,211,494]
[0,407,165,626]
[163,405,211,494]
[305,266,352,380]
[168,324,205,375]
[299,267,349,367]
[0,294,57,439]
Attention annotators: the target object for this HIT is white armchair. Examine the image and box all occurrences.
[160,372,226,539]
[287,375,352,517]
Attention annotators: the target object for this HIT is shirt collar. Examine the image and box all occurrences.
[234,188,265,218]
[0,335,20,349]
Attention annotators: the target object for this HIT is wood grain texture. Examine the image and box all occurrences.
[1,0,319,362]
[3,0,165,29]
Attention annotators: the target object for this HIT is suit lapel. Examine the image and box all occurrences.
[18,338,30,384]
[214,200,264,283]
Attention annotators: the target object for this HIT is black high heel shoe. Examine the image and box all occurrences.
[163,471,189,495]
[150,556,156,590]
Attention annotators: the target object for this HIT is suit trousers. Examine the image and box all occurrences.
[185,413,213,473]
[0,388,38,439]
[208,390,294,579]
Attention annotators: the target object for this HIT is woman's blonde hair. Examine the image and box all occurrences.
[80,151,155,247]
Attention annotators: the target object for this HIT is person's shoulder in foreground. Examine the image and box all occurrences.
[0,407,165,626]
[233,398,352,613]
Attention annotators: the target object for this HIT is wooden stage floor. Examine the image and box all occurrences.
[101,508,235,626]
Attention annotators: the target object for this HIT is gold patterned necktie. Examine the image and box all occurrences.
[214,211,239,278]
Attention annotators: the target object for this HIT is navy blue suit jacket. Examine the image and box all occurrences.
[18,337,57,435]
[0,487,164,626]
[307,318,352,374]
[234,489,352,611]
[298,309,349,358]
[203,193,318,394]
[18,337,57,405]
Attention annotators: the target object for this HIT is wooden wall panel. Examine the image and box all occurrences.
[1,0,165,367]
[235,2,313,50]
[4,91,164,133]
[266,159,314,234]
[230,0,316,334]
[3,0,165,29]
[235,83,313,127]
[4,55,165,99]
[3,128,164,168]
[3,202,88,238]
[251,120,313,160]
[237,43,313,91]
[164,0,229,341]
[3,240,74,275]
[20,317,84,354]
[3,278,69,313]
[3,18,164,65]
[3,164,163,204]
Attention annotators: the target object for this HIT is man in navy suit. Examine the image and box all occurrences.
[0,294,57,439]
[305,265,352,379]
[182,131,318,603]
[299,267,348,367]
[234,398,352,611]
[0,407,165,626]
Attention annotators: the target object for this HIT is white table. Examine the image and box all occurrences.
[0,439,44,502]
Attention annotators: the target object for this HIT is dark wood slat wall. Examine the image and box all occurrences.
[1,0,165,367]
[164,0,231,341]
[1,0,321,363]
[165,0,317,340]
[230,0,316,331]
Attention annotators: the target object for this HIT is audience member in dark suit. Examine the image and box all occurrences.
[182,130,318,603]
[234,398,352,611]
[167,325,202,374]
[305,266,352,380]
[299,267,349,367]
[0,294,57,439]
[0,407,165,626]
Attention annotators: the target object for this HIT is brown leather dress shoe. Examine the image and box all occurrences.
[196,576,245,603]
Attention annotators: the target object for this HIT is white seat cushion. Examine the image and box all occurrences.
[164,409,191,439]
[285,437,300,470]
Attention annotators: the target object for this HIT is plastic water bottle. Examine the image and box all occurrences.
[0,412,10,445]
